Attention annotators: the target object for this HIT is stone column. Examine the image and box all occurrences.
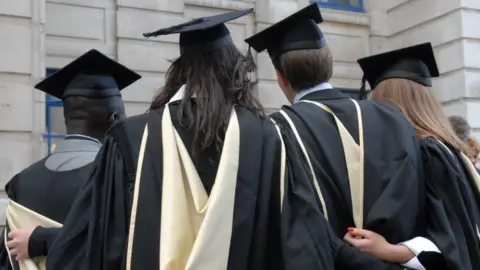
[0,0,46,224]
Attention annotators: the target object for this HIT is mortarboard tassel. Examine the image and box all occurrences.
[246,46,256,73]
[359,74,367,100]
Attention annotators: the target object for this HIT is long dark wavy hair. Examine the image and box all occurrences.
[150,44,265,155]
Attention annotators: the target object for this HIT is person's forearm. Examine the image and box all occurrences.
[383,244,415,264]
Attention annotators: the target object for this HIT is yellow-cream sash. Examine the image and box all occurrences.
[160,105,240,269]
[5,201,62,270]
[434,139,480,241]
[279,110,329,220]
[296,99,365,228]
[269,119,287,213]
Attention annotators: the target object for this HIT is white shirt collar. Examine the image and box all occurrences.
[293,82,333,104]
[169,85,197,103]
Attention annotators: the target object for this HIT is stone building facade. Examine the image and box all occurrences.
[0,0,479,222]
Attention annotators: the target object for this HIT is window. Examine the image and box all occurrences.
[44,68,65,154]
[311,0,364,12]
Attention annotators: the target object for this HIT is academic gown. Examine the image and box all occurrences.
[417,137,480,270]
[271,89,424,245]
[46,99,404,270]
[0,137,99,269]
[46,102,291,270]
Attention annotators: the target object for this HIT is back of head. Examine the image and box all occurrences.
[63,74,126,140]
[151,43,263,153]
[448,115,471,140]
[278,45,333,90]
[372,78,470,154]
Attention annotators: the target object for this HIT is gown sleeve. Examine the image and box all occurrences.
[0,174,19,270]
[28,226,61,258]
[411,139,477,270]
[46,126,133,270]
[280,125,403,270]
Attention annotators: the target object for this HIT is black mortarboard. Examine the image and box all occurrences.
[143,9,253,55]
[357,42,439,92]
[244,3,325,63]
[35,49,141,100]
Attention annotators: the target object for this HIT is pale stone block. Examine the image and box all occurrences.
[46,39,115,64]
[466,100,480,128]
[442,99,466,117]
[330,77,362,90]
[388,0,461,35]
[321,20,370,38]
[255,0,298,24]
[333,62,363,80]
[0,196,8,226]
[125,102,150,117]
[465,69,480,97]
[367,0,409,12]
[463,39,480,69]
[370,36,389,55]
[257,81,288,110]
[461,0,480,10]
[226,22,248,52]
[0,82,33,132]
[433,69,466,103]
[46,0,112,8]
[434,39,465,74]
[368,10,389,36]
[45,3,105,40]
[0,0,31,17]
[118,39,180,73]
[257,52,276,81]
[462,9,480,39]
[117,7,184,42]
[320,8,370,26]
[122,73,165,103]
[0,24,32,74]
[327,34,369,63]
[184,0,254,10]
[117,0,184,13]
[388,10,463,49]
[0,132,34,187]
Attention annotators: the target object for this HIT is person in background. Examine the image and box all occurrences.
[0,49,140,269]
[448,115,471,141]
[346,42,480,270]
[245,4,422,269]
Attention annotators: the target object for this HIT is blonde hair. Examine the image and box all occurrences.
[466,137,480,161]
[371,78,470,154]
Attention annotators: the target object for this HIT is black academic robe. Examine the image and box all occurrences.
[0,157,94,269]
[46,101,404,270]
[271,89,424,245]
[419,137,480,270]
[46,104,289,270]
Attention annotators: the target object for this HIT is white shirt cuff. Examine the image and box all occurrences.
[398,237,441,270]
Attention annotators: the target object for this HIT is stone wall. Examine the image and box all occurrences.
[368,0,480,137]
[0,0,46,224]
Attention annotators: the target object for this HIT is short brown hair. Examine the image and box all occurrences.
[371,78,470,154]
[278,46,333,91]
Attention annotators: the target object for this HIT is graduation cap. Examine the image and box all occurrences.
[357,42,439,99]
[143,9,253,56]
[244,3,325,63]
[35,49,141,100]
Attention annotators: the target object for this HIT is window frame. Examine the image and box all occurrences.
[311,0,365,13]
[44,68,65,154]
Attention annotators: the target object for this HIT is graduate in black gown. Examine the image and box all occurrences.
[0,50,140,270]
[245,2,423,253]
[345,43,480,270]
[45,9,288,270]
